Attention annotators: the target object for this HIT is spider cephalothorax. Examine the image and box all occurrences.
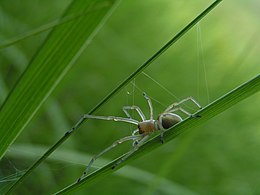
[137,120,157,135]
[76,93,201,182]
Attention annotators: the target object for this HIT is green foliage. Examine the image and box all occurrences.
[0,0,118,158]
[0,0,259,194]
[56,75,260,194]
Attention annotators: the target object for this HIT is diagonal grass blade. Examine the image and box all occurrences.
[0,0,119,158]
[5,0,222,194]
[56,75,260,194]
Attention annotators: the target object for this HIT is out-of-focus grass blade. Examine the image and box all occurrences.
[7,144,198,195]
[0,0,119,158]
[0,5,110,50]
[5,0,222,194]
[56,75,260,194]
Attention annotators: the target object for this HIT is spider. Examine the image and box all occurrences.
[76,93,201,182]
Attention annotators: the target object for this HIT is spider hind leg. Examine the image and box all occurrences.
[111,134,150,170]
[77,134,141,183]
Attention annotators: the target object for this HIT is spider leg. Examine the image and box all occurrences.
[112,134,150,169]
[123,106,146,121]
[157,116,167,144]
[159,99,201,143]
[132,129,139,136]
[83,115,139,124]
[131,129,140,146]
[159,128,166,144]
[168,107,193,117]
[77,134,142,183]
[165,96,202,113]
[66,114,139,134]
[143,92,154,120]
[177,96,202,109]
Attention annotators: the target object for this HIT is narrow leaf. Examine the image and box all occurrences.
[0,0,119,158]
[56,75,260,194]
[5,0,222,193]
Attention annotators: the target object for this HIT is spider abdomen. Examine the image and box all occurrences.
[160,113,182,129]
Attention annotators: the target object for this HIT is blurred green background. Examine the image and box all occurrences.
[0,0,259,194]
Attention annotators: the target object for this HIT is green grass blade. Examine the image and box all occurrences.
[0,5,109,50]
[7,144,197,195]
[2,0,119,193]
[4,1,222,193]
[0,0,118,160]
[88,0,222,115]
[56,75,260,194]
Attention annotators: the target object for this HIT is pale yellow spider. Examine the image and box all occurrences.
[76,93,201,182]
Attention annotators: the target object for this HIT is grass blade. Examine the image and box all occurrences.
[0,0,118,158]
[56,75,260,194]
[89,0,222,115]
[1,0,119,191]
[7,144,197,195]
[5,0,222,193]
[0,5,110,50]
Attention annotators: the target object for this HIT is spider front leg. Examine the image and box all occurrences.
[143,92,154,120]
[77,134,142,183]
[112,134,150,170]
[66,114,139,135]
[123,106,146,121]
